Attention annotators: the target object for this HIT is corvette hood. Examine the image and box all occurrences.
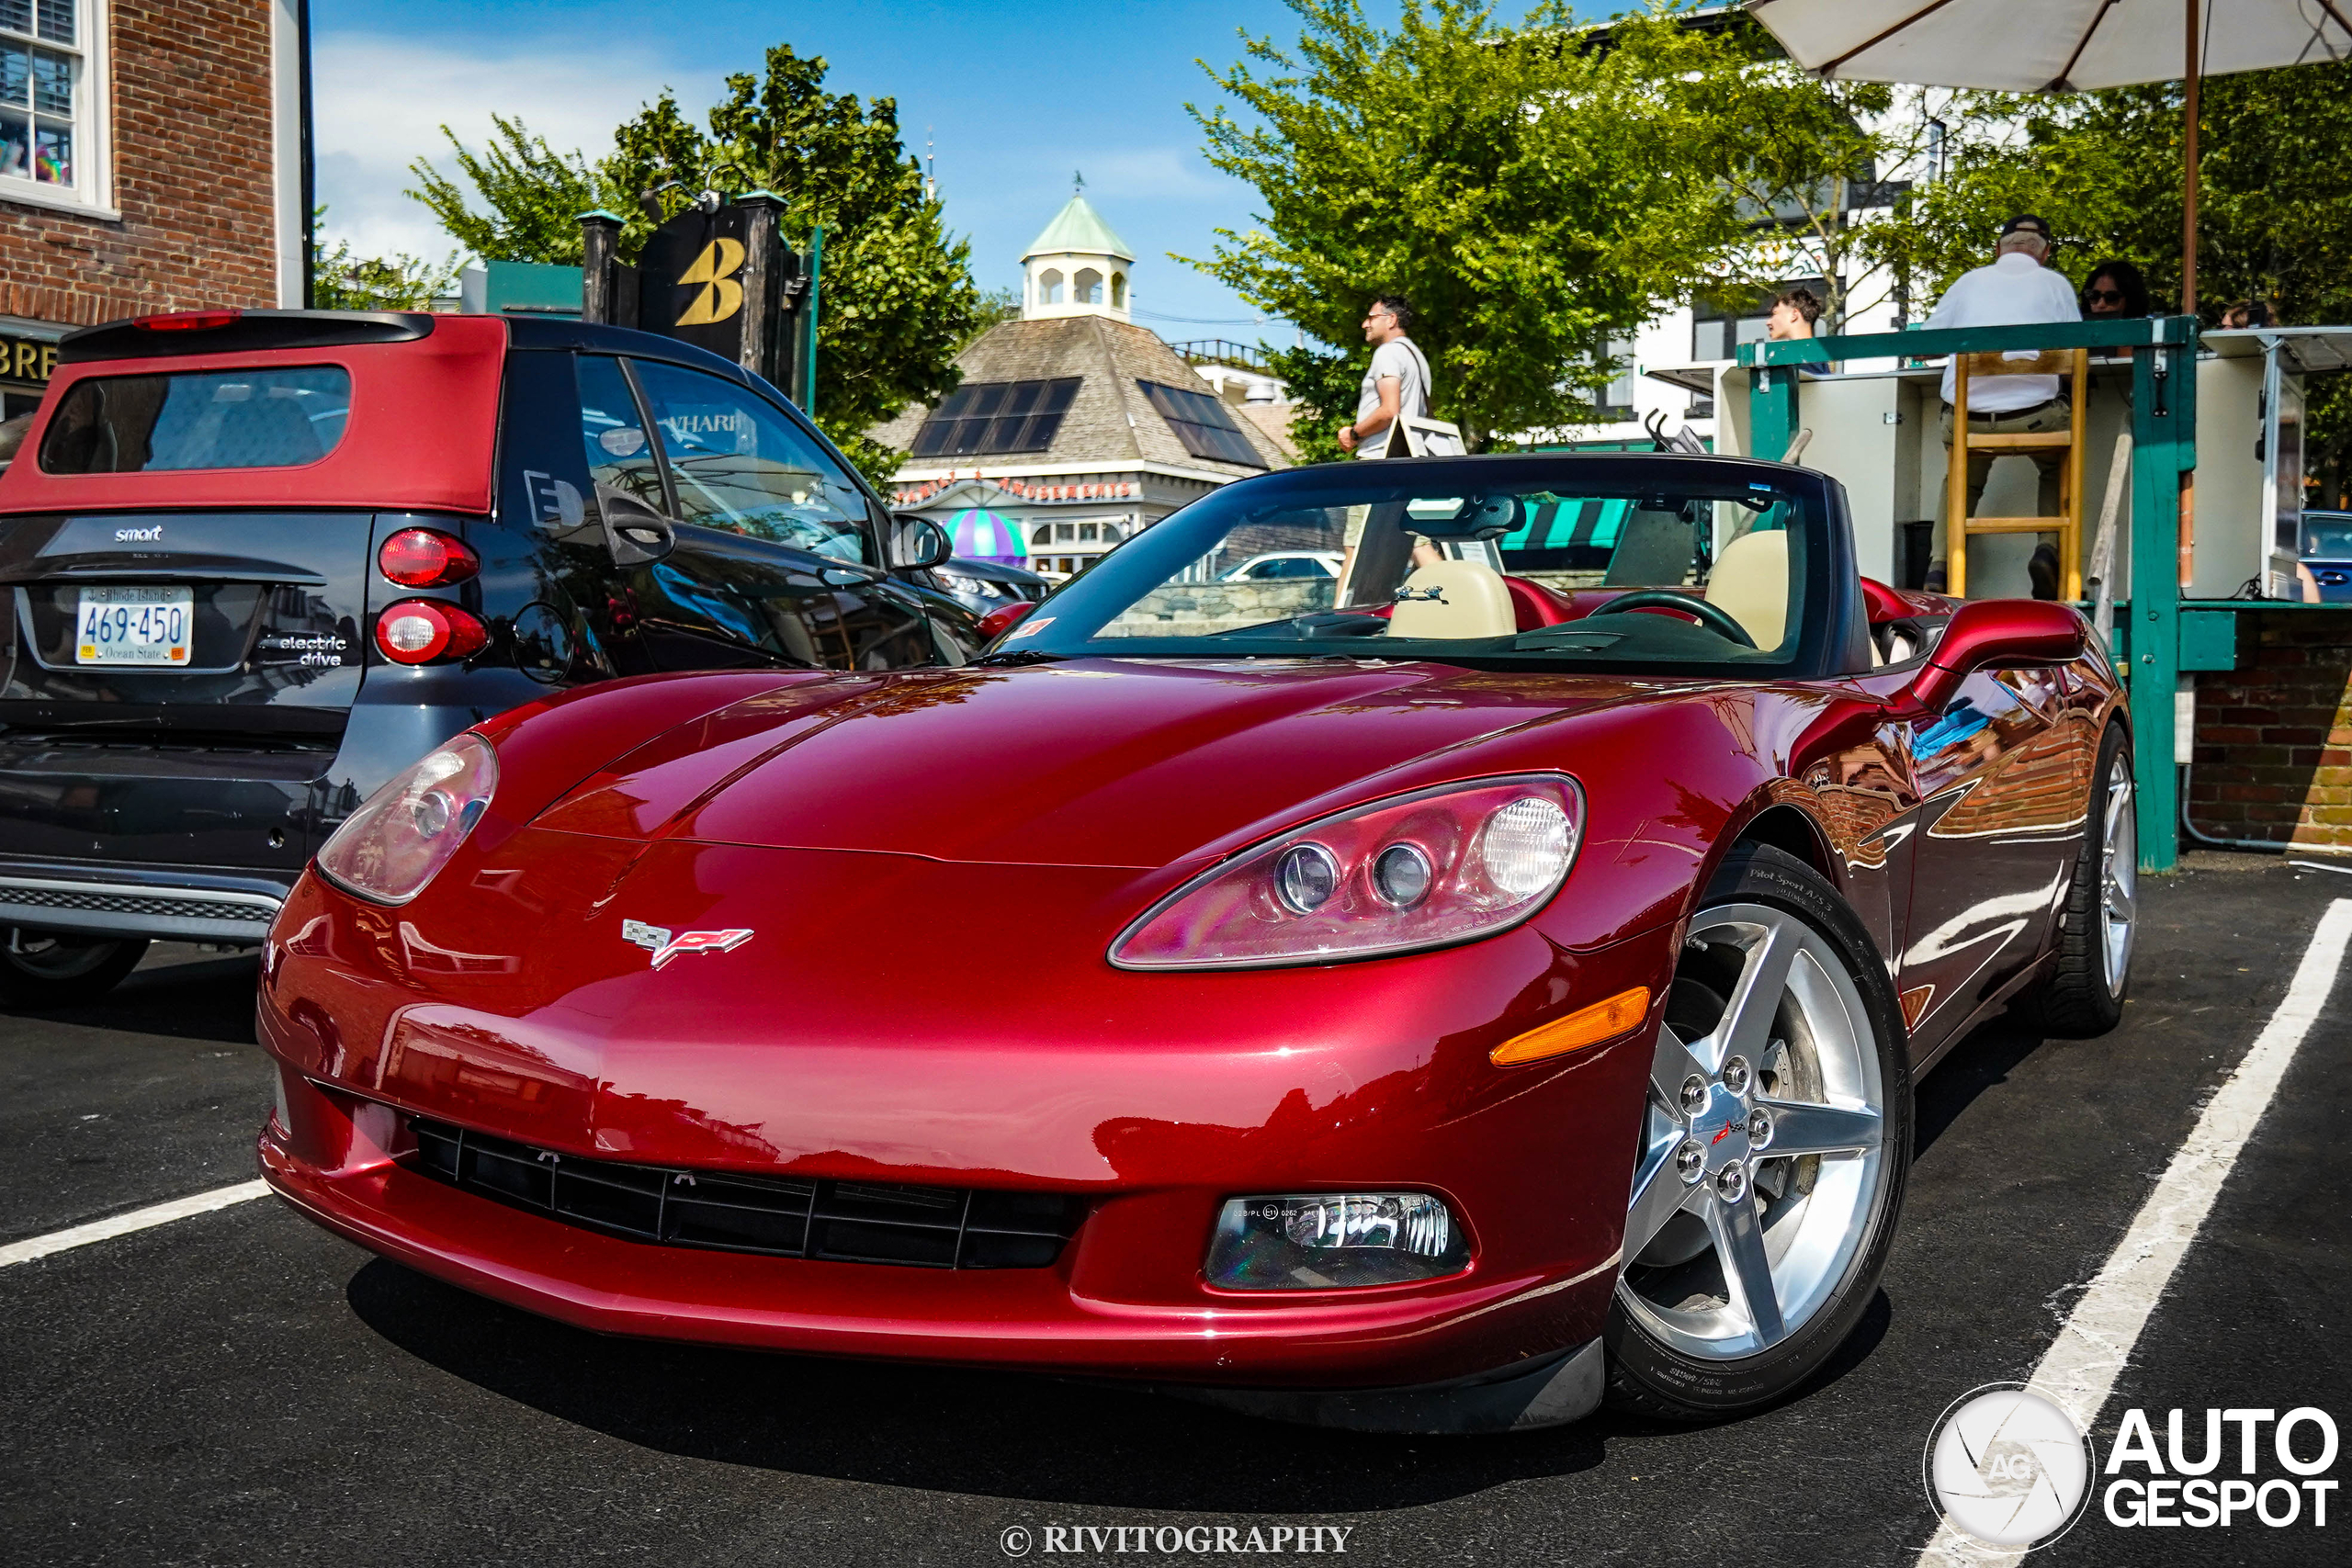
[531,658,1650,869]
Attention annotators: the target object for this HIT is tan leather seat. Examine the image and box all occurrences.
[1388,559,1517,639]
[1708,529,1790,650]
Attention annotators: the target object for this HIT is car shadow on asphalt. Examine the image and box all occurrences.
[1,952,258,1045]
[1911,1013,2048,1159]
[345,1258,1892,1508]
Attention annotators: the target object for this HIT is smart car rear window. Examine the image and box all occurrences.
[39,366,353,473]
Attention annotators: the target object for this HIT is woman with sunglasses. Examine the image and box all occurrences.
[2080,260,2151,318]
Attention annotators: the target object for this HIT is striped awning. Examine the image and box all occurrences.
[946,507,1028,562]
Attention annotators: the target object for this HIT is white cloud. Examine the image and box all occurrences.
[311,33,719,261]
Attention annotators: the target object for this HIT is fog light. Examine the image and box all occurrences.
[1204,1191,1471,1290]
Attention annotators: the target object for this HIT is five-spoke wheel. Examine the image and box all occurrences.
[1606,844,1911,1420]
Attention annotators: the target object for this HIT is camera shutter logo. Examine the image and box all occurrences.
[1924,1384,2097,1549]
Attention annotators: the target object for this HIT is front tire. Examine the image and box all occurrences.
[1606,844,1913,1421]
[0,929,150,1007]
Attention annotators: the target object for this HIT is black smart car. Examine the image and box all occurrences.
[0,308,973,1004]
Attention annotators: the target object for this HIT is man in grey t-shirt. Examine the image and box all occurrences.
[1335,296,1439,601]
[1338,296,1430,458]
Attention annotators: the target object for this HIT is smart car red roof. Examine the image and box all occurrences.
[0,313,509,517]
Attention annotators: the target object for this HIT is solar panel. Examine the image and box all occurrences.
[1136,380,1267,468]
[910,378,1081,457]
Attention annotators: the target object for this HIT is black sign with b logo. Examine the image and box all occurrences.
[637,204,759,362]
[581,194,801,400]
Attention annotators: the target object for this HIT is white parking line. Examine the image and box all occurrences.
[1919,898,2352,1564]
[0,1179,271,1269]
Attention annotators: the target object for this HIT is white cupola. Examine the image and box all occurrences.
[1022,185,1134,322]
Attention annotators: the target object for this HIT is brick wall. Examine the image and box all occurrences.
[0,0,279,328]
[2187,610,2352,852]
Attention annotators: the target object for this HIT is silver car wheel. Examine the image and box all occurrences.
[1619,902,1888,1361]
[2099,757,2136,993]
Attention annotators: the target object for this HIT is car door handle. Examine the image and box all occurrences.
[820,567,880,587]
[594,483,677,568]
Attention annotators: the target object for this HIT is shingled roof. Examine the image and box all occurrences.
[871,314,1290,478]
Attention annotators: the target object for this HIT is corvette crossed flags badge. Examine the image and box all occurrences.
[622,919,755,969]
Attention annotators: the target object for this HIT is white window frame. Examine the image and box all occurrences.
[0,0,115,219]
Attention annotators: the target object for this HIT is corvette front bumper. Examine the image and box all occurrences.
[259,1062,1627,1397]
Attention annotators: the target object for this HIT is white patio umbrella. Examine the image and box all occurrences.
[1747,0,2352,310]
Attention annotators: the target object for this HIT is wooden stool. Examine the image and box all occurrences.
[1946,347,2089,600]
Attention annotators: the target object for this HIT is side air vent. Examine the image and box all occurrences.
[408,1117,1087,1270]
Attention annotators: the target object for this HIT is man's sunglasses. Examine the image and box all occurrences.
[2086,288,2125,304]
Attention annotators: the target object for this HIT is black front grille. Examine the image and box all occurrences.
[408,1117,1086,1270]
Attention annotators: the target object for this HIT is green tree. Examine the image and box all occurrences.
[408,117,612,267]
[1187,0,1747,451]
[1687,20,1963,335]
[408,47,980,489]
[309,211,460,310]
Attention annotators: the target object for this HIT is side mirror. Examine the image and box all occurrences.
[888,513,954,571]
[594,482,676,567]
[977,601,1037,641]
[1904,599,2087,715]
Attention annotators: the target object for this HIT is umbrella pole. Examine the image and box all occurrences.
[2182,0,2201,315]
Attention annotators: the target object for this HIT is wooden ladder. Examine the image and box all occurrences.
[1946,346,2089,600]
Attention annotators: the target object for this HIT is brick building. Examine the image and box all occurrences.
[0,0,301,418]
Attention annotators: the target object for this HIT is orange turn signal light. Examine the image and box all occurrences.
[1489,987,1651,1067]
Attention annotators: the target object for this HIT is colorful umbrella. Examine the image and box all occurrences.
[945,508,1029,564]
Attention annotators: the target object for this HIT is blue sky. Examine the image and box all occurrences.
[312,0,1359,339]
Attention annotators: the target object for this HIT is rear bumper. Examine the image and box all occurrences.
[0,859,288,944]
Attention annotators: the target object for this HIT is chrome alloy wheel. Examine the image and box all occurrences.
[1619,903,1887,1360]
[2099,757,2137,994]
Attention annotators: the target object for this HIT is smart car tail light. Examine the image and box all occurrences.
[378,528,480,588]
[316,732,498,906]
[1204,1192,1471,1289]
[1110,775,1582,970]
[375,599,488,664]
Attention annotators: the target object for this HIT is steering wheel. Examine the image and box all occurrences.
[1582,589,1758,649]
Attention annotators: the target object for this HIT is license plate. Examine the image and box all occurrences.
[74,586,194,666]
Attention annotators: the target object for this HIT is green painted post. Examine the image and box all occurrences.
[2127,318,2197,874]
[801,223,823,419]
[1738,342,1803,461]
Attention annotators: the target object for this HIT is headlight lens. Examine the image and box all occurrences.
[1204,1192,1471,1289]
[315,731,498,906]
[1110,774,1581,970]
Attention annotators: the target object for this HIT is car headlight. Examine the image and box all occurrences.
[1109,774,1581,970]
[315,731,498,906]
[938,571,990,597]
[1204,1192,1471,1289]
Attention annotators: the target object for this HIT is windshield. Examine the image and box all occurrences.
[1002,456,1833,673]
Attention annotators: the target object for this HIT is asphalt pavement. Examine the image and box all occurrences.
[4,856,2348,1567]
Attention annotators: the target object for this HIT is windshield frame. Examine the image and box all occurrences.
[1008,453,1867,681]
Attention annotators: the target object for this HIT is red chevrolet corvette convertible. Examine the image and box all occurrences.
[258,452,2133,1433]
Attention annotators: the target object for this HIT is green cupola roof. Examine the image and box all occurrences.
[1022,195,1134,262]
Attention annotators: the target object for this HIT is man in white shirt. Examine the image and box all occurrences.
[1336,297,1439,597]
[1338,297,1430,457]
[1924,215,2082,597]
